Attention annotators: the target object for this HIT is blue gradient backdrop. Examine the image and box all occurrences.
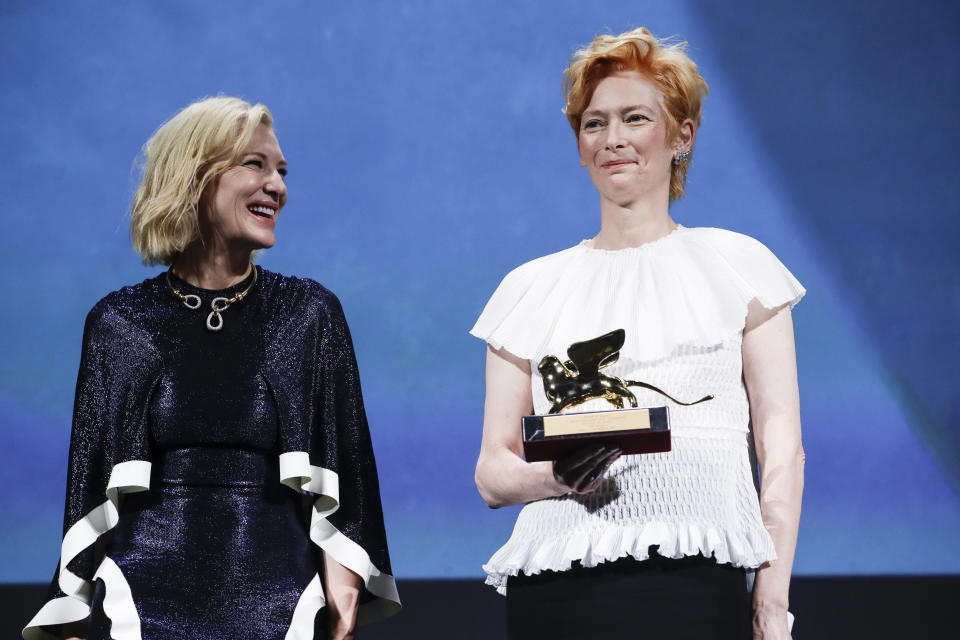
[1,1,957,581]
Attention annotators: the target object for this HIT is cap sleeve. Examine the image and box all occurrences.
[693,227,805,311]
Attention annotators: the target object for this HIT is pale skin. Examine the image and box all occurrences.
[475,71,803,639]
[63,122,362,639]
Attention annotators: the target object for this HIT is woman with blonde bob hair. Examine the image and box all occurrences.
[473,27,804,639]
[25,96,400,640]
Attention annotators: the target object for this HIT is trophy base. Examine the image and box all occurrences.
[522,406,670,462]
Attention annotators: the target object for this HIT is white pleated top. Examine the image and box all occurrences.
[470,225,805,594]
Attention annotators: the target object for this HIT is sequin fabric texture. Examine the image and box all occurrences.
[33,267,396,639]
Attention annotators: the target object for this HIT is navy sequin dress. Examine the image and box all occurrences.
[24,268,400,640]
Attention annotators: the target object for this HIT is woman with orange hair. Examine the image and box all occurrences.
[473,28,804,639]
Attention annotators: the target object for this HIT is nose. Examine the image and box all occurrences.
[604,120,626,150]
[264,168,287,206]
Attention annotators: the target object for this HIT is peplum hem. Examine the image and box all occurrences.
[482,520,778,595]
[470,226,805,362]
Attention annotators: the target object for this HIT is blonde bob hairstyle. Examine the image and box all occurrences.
[131,96,273,265]
[562,27,709,202]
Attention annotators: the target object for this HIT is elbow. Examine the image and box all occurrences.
[475,458,505,509]
[480,490,506,510]
[796,444,806,488]
[792,443,806,474]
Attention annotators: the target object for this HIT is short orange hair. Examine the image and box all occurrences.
[563,27,709,201]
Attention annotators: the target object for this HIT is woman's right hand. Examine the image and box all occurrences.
[553,443,621,493]
[476,345,620,507]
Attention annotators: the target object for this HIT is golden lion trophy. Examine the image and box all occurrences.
[522,329,712,462]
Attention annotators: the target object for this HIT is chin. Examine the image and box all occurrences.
[249,232,276,249]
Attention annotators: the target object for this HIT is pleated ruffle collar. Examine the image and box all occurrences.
[470,226,805,363]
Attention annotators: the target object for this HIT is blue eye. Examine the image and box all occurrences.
[244,159,263,168]
[626,113,648,123]
[582,119,603,130]
[278,168,288,178]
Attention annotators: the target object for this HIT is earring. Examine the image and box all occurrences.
[673,149,691,165]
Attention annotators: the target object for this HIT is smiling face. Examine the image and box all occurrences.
[199,123,288,252]
[578,70,687,208]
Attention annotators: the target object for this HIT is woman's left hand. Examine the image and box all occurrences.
[752,603,792,639]
[329,620,356,640]
[323,551,361,640]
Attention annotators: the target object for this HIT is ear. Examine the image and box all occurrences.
[673,118,695,153]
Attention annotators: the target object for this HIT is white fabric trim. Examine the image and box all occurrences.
[23,460,151,639]
[285,573,325,640]
[93,556,142,640]
[279,451,339,516]
[280,451,400,622]
[21,596,89,640]
[309,507,401,624]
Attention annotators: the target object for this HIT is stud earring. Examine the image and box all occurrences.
[673,149,691,166]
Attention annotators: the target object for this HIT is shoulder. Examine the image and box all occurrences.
[82,275,166,357]
[679,226,805,310]
[85,275,164,332]
[259,268,346,324]
[494,244,584,290]
[681,226,797,274]
[683,226,777,255]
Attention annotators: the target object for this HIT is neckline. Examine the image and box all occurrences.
[167,265,259,296]
[578,224,686,255]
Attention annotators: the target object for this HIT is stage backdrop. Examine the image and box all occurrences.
[1,0,957,583]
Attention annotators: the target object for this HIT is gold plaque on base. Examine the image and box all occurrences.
[521,406,670,462]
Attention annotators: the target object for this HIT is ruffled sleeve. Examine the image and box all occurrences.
[470,226,805,362]
[23,299,160,640]
[689,227,805,311]
[269,280,401,624]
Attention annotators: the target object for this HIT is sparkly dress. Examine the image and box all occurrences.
[24,268,400,640]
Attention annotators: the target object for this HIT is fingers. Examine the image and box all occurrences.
[553,444,621,493]
[556,443,608,469]
[575,448,621,493]
[553,443,610,488]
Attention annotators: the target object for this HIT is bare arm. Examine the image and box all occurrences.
[742,300,805,639]
[474,345,617,507]
[323,551,363,640]
[474,345,567,507]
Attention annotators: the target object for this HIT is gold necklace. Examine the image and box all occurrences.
[165,266,258,332]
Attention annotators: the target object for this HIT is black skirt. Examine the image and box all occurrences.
[506,549,752,640]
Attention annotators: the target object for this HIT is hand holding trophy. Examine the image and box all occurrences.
[552,443,622,493]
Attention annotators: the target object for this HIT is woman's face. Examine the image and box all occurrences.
[578,71,679,207]
[200,123,287,252]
